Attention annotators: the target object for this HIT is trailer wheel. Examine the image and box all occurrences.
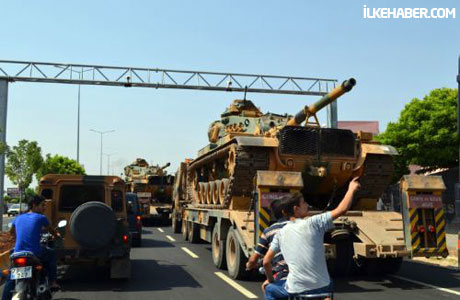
[212,224,227,269]
[328,239,353,277]
[187,221,200,243]
[182,219,188,241]
[172,210,181,234]
[225,228,249,280]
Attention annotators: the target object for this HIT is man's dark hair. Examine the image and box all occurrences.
[27,195,45,209]
[279,193,304,217]
[270,199,283,220]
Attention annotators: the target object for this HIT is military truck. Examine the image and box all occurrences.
[124,158,174,224]
[38,175,131,279]
[172,78,449,279]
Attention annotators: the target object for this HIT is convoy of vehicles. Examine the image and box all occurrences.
[171,79,449,279]
[0,73,450,288]
[38,174,131,279]
[124,159,174,224]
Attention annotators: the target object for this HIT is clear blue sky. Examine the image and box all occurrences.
[1,0,459,188]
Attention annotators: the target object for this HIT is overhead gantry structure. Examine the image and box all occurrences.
[0,59,339,227]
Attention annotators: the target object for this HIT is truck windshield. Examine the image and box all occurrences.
[59,184,105,211]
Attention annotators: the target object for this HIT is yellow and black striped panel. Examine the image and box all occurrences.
[258,206,271,236]
[409,208,421,253]
[434,208,447,254]
[412,208,447,256]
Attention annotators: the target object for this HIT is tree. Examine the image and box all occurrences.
[376,88,458,181]
[5,140,43,196]
[36,154,86,180]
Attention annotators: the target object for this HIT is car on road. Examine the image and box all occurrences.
[38,174,132,279]
[7,203,28,216]
[126,192,142,247]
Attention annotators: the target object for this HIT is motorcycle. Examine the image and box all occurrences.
[8,220,67,300]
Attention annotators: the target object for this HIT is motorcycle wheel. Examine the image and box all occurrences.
[12,281,31,300]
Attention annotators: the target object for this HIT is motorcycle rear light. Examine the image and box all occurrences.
[428,225,435,233]
[2,269,9,276]
[123,235,129,243]
[418,225,425,233]
[14,257,27,267]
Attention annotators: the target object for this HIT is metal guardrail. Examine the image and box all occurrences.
[0,60,337,96]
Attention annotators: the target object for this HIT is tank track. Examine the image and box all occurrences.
[187,143,270,208]
[356,154,394,199]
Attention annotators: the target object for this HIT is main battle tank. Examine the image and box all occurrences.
[185,78,397,210]
[125,159,174,223]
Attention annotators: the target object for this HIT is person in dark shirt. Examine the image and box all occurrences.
[246,199,289,281]
[2,195,60,300]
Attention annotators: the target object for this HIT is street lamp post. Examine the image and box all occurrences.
[54,66,93,164]
[103,152,116,175]
[90,129,115,175]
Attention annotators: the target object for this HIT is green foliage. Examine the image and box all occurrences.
[0,129,7,155]
[5,140,43,191]
[376,88,458,181]
[24,187,36,199]
[3,195,11,202]
[36,154,86,180]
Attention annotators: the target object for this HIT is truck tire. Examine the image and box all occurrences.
[172,210,181,234]
[225,228,249,280]
[70,201,116,249]
[187,221,200,243]
[182,218,188,241]
[212,224,226,269]
[328,239,353,277]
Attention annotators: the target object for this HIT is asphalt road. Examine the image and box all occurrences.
[42,226,460,300]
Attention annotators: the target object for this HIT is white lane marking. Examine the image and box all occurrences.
[158,228,164,233]
[181,247,199,258]
[165,235,175,242]
[215,272,258,299]
[390,275,460,296]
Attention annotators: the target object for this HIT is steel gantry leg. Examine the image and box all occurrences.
[0,80,8,229]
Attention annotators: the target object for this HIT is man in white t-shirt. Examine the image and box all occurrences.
[262,177,360,300]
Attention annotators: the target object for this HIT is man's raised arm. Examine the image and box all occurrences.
[331,177,361,220]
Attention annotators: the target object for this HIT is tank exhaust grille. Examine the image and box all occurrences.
[278,126,355,157]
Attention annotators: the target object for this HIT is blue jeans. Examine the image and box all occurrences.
[265,280,334,300]
[265,280,289,300]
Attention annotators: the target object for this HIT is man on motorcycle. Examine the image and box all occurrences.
[2,195,61,300]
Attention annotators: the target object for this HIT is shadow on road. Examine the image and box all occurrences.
[58,259,201,293]
[138,238,175,248]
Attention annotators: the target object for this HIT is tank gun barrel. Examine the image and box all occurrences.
[161,162,171,170]
[287,78,356,126]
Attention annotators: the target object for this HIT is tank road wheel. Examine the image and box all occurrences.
[172,210,181,234]
[211,181,220,205]
[197,183,205,204]
[203,183,211,204]
[218,179,230,205]
[212,224,227,269]
[187,221,200,243]
[225,228,249,280]
[182,218,189,241]
[226,146,237,176]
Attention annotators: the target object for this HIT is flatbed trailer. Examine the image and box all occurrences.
[172,167,449,279]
